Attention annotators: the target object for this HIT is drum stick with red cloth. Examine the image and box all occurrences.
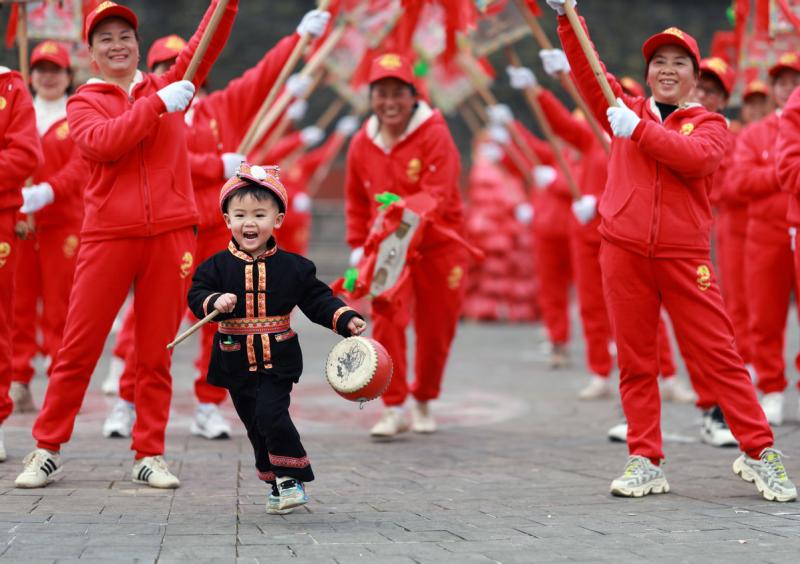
[167,310,219,350]
[182,0,230,83]
[563,0,617,107]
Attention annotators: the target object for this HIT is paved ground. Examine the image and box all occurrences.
[2,305,800,563]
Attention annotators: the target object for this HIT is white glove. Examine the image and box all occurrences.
[607,97,641,139]
[349,246,364,267]
[477,142,503,163]
[286,73,312,98]
[507,66,537,90]
[300,125,324,147]
[571,194,597,224]
[487,103,513,125]
[286,99,308,122]
[545,0,574,16]
[293,192,312,213]
[791,227,797,252]
[221,153,245,179]
[20,182,54,214]
[514,202,535,225]
[533,165,557,189]
[336,115,359,137]
[539,49,571,77]
[156,80,195,113]
[297,9,331,38]
[488,124,510,146]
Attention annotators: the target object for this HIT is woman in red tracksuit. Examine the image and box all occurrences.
[0,65,43,462]
[547,0,794,502]
[732,55,800,427]
[10,41,88,414]
[345,53,467,438]
[14,0,239,490]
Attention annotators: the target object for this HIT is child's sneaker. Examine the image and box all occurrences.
[266,483,295,515]
[276,477,308,511]
[610,455,670,497]
[103,399,135,438]
[131,456,180,489]
[733,448,797,502]
[15,449,62,488]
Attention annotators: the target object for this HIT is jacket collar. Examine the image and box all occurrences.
[648,97,703,122]
[227,236,278,262]
[34,95,68,136]
[365,100,434,153]
[86,69,144,95]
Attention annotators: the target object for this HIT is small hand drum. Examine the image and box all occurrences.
[325,337,393,404]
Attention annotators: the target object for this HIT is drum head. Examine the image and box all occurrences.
[325,336,378,394]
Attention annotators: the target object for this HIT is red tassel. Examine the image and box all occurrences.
[5,4,18,49]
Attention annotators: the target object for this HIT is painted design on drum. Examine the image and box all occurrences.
[268,453,310,468]
[335,342,367,383]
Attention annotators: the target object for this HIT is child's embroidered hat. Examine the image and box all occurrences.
[219,162,288,214]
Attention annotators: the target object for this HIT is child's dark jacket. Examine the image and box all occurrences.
[188,237,361,390]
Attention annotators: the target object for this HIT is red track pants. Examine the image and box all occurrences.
[534,233,571,345]
[33,228,196,458]
[0,211,19,424]
[716,207,751,364]
[599,241,772,462]
[374,242,467,407]
[11,227,80,385]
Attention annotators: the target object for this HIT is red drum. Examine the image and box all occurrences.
[325,337,393,403]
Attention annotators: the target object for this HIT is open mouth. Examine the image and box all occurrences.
[243,232,258,240]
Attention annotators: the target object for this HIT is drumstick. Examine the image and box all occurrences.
[167,310,219,350]
[183,0,230,83]
[563,0,618,107]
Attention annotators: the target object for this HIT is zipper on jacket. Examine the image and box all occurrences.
[140,146,153,230]
[648,163,661,257]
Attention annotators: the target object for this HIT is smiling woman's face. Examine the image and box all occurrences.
[89,18,139,80]
[647,45,697,106]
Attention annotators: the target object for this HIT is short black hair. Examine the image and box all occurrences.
[222,184,284,214]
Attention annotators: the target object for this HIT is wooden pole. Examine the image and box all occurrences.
[563,0,617,107]
[182,0,230,83]
[458,103,480,135]
[15,1,34,240]
[167,310,219,350]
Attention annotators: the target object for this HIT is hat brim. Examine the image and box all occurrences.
[31,53,70,70]
[85,5,139,43]
[769,63,800,78]
[699,68,732,96]
[368,70,414,85]
[642,34,699,67]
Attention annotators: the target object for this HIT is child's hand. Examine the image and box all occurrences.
[348,317,367,336]
[214,293,237,314]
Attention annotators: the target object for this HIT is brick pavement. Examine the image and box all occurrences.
[1,311,800,563]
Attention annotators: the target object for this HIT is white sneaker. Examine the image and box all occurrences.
[660,377,695,404]
[733,448,797,502]
[610,455,670,497]
[578,376,613,400]
[103,399,135,438]
[15,449,62,488]
[131,456,180,489]
[370,407,409,438]
[190,403,231,439]
[9,382,37,413]
[761,392,784,426]
[607,422,628,443]
[701,406,737,447]
[0,428,6,462]
[410,402,436,433]
[101,356,125,395]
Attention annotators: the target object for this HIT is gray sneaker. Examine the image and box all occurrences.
[610,455,670,497]
[733,448,797,502]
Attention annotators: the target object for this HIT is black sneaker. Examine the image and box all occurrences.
[701,406,737,448]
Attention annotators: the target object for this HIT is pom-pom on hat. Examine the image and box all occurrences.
[642,27,701,68]
[31,41,71,70]
[147,35,186,70]
[219,162,288,214]
[368,53,414,85]
[700,57,735,96]
[769,53,800,78]
[84,1,138,44]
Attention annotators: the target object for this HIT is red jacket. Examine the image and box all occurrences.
[186,33,300,230]
[778,89,800,226]
[732,113,786,233]
[558,15,728,258]
[0,69,43,212]
[345,102,464,249]
[32,113,88,229]
[67,0,238,242]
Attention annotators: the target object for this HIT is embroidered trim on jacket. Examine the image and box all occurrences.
[218,315,291,335]
[332,306,355,334]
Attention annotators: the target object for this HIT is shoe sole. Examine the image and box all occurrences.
[700,431,737,448]
[277,497,308,511]
[131,477,180,489]
[190,423,230,440]
[370,426,410,439]
[267,506,295,515]
[733,458,797,503]
[15,466,63,488]
[104,430,130,439]
[610,478,670,498]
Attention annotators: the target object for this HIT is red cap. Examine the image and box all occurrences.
[368,53,414,85]
[700,57,735,96]
[743,79,769,100]
[219,162,288,214]
[769,52,800,78]
[84,1,138,43]
[620,76,645,98]
[147,35,186,70]
[31,40,71,70]
[642,27,701,68]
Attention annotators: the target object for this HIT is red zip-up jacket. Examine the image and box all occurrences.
[67,0,238,242]
[345,102,463,249]
[0,69,43,212]
[32,114,88,229]
[733,113,787,235]
[777,88,800,226]
[558,14,728,258]
[186,33,300,230]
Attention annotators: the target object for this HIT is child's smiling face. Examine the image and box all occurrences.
[224,191,284,258]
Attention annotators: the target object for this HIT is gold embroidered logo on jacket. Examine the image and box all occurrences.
[62,235,78,258]
[56,122,69,140]
[406,158,422,183]
[448,266,464,290]
[681,123,695,136]
[0,96,6,111]
[696,265,711,291]
[0,242,10,268]
[180,252,193,279]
